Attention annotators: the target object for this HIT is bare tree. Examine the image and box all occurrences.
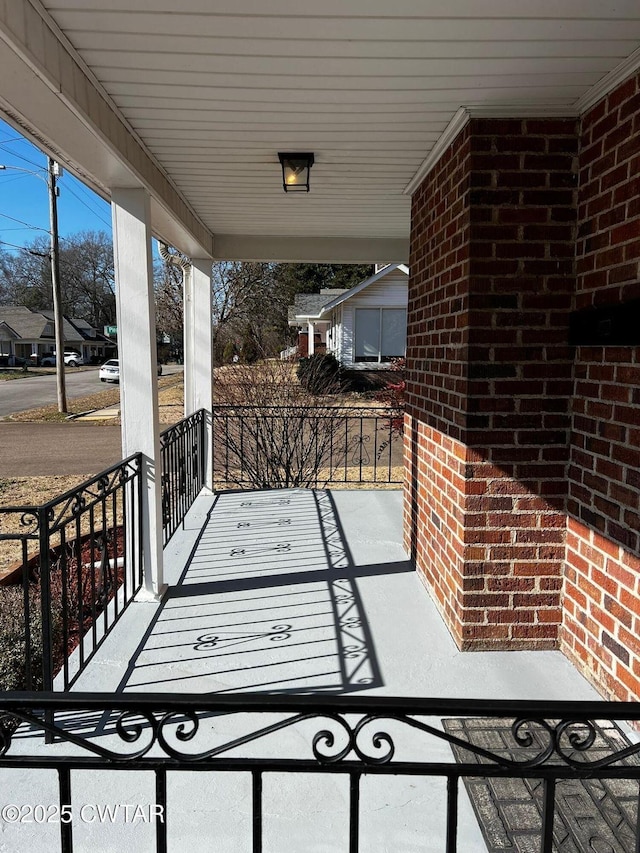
[154,254,183,338]
[0,231,115,327]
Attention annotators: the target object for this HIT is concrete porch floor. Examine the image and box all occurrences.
[3,489,612,853]
[72,487,600,703]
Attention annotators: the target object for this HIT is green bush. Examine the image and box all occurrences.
[296,352,342,395]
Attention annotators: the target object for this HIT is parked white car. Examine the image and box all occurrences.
[40,351,84,367]
[99,358,162,382]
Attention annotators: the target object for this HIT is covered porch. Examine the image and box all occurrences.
[1,2,640,850]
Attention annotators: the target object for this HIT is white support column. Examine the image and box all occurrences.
[308,321,315,355]
[182,263,195,417]
[191,258,213,490]
[111,187,165,600]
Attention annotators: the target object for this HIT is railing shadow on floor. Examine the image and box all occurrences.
[31,488,412,744]
[117,488,410,696]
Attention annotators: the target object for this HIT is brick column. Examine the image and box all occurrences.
[405,117,578,650]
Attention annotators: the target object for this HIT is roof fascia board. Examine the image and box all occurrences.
[575,44,640,114]
[405,47,640,199]
[0,321,20,338]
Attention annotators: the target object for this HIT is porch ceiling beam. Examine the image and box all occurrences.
[212,235,409,264]
[0,0,214,259]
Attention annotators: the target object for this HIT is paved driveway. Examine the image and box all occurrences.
[0,422,122,476]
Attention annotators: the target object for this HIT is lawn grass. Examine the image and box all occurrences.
[0,475,89,575]
[0,366,94,382]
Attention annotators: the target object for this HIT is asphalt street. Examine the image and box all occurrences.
[0,365,184,476]
[0,422,122,476]
[0,364,183,418]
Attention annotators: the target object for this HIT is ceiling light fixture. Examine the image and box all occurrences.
[278,152,314,192]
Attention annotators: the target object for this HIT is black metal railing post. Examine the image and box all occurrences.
[199,409,206,490]
[37,505,54,740]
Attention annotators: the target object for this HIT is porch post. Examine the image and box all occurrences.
[182,262,195,418]
[191,257,214,490]
[308,321,315,355]
[111,187,165,600]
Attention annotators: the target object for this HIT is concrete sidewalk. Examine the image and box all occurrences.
[74,404,120,421]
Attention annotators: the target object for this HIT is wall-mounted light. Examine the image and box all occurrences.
[278,152,314,192]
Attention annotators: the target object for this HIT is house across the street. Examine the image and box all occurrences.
[0,305,115,365]
[288,264,408,367]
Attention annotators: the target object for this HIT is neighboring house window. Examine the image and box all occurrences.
[354,308,406,362]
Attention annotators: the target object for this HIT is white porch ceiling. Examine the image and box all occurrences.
[1,1,640,260]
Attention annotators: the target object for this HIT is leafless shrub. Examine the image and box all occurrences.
[213,359,353,488]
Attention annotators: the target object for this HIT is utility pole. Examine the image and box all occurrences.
[48,157,67,413]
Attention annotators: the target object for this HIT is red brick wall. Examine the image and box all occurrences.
[403,416,468,640]
[405,123,471,438]
[406,117,578,650]
[406,79,640,700]
[561,70,640,702]
[404,125,471,639]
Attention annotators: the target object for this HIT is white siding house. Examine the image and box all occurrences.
[320,264,408,368]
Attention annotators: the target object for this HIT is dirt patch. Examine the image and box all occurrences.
[0,475,89,575]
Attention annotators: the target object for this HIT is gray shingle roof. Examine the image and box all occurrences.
[288,288,348,323]
[0,306,83,344]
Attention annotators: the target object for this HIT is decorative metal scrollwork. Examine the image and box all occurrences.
[351,434,371,466]
[0,703,638,775]
[311,715,354,763]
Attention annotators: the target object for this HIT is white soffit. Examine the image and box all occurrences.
[2,1,640,259]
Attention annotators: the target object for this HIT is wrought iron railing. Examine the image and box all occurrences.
[212,405,404,489]
[0,693,638,852]
[160,409,205,545]
[0,455,143,692]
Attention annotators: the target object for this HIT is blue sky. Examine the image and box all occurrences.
[0,117,113,253]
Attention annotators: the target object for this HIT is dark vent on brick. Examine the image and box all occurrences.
[569,297,640,346]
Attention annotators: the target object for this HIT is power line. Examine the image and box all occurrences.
[67,178,111,215]
[0,144,45,171]
[0,212,78,249]
[0,152,112,231]
[0,135,29,145]
[60,180,112,229]
[0,227,37,233]
[0,211,51,235]
[0,237,33,252]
